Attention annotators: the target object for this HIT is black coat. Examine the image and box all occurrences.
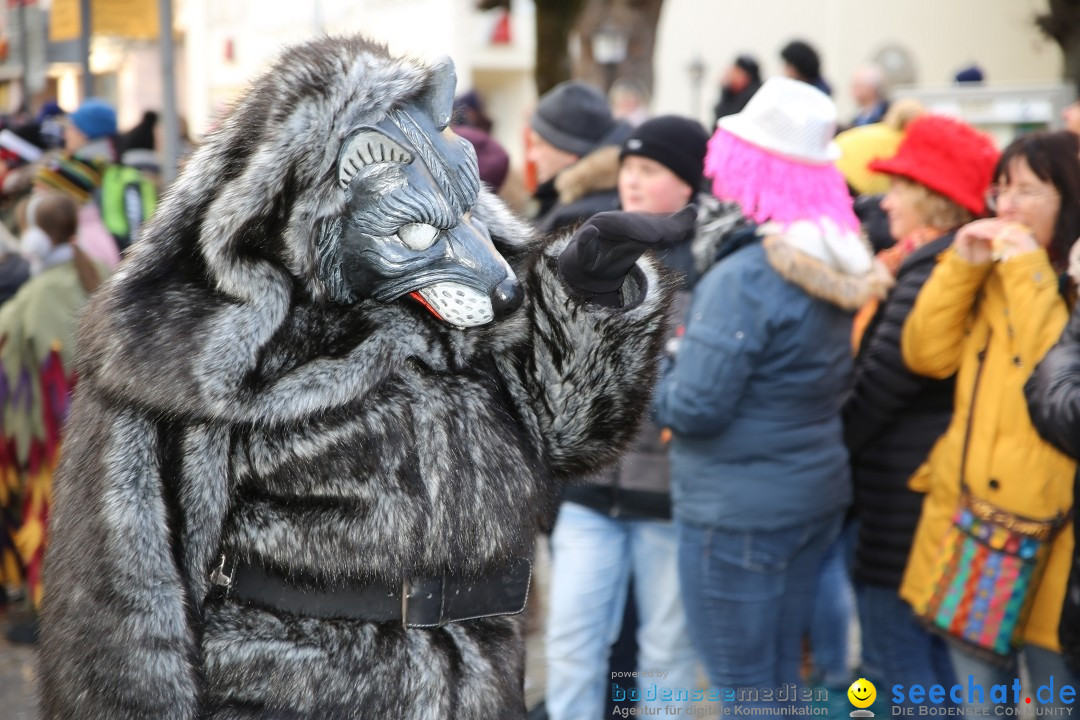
[843,234,956,588]
[1025,304,1080,670]
[712,81,761,126]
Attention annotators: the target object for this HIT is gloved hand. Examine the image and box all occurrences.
[558,206,697,307]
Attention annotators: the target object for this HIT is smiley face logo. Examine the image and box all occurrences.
[848,678,877,709]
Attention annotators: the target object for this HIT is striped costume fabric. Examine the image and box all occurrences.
[34,154,104,204]
[919,502,1058,659]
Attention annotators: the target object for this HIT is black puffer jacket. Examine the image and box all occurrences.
[1025,304,1080,671]
[843,233,956,588]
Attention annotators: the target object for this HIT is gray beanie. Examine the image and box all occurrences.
[530,81,616,157]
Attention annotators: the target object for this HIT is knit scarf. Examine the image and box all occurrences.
[852,227,942,350]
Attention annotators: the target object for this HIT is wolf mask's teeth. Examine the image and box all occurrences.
[409,283,494,329]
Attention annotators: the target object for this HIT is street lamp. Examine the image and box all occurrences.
[591,23,628,92]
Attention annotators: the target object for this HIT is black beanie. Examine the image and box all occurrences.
[531,81,615,156]
[781,40,822,81]
[619,115,709,192]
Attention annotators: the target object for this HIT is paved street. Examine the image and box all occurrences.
[0,602,38,720]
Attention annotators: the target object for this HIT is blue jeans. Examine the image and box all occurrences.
[677,513,843,714]
[810,520,857,688]
[949,644,1080,713]
[545,502,698,720]
[856,582,956,707]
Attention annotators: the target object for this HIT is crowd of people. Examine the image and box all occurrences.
[1,33,1080,720]
[506,38,1080,720]
[0,98,162,638]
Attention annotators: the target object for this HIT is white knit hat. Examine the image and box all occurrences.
[718,76,840,165]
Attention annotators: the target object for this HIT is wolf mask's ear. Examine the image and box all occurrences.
[422,57,457,131]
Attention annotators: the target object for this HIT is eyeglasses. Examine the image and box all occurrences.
[985,184,1059,213]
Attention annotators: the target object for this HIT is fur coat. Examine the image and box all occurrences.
[39,36,672,720]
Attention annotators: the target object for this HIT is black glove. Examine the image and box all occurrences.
[558,206,697,307]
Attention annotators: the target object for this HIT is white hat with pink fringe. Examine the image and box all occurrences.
[705,76,858,238]
[705,76,870,276]
[717,76,841,164]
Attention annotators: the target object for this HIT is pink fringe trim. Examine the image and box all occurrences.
[705,130,859,232]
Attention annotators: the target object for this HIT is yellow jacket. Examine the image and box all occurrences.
[901,248,1075,652]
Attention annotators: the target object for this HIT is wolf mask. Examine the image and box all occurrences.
[39,35,674,720]
[321,60,522,327]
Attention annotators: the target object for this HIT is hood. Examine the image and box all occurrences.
[760,220,890,311]
[554,145,621,205]
[74,35,545,425]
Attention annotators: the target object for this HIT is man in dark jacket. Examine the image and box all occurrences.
[713,55,762,126]
[544,115,708,720]
[847,65,889,129]
[527,81,629,234]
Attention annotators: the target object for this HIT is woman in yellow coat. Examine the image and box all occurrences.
[902,131,1080,706]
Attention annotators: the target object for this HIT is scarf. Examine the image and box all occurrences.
[852,227,943,350]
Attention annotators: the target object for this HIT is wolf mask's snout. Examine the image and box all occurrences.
[490,275,522,318]
[409,265,521,329]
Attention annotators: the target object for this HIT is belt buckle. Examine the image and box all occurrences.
[400,575,446,629]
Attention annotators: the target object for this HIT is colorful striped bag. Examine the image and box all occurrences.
[918,489,1070,662]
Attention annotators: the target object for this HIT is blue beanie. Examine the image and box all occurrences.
[954,65,984,84]
[36,100,64,123]
[70,99,117,140]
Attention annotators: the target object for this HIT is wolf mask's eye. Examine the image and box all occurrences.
[397,223,440,250]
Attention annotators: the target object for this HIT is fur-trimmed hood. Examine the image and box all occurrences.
[761,222,892,312]
[692,196,890,311]
[554,144,621,205]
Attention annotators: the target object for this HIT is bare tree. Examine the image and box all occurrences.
[573,0,665,96]
[1037,0,1080,86]
[477,0,663,96]
[535,0,589,94]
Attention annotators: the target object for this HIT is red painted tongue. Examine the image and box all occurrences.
[409,291,445,321]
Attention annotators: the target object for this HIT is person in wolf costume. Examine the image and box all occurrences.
[38,34,691,720]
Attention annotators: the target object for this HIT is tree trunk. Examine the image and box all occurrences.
[573,0,665,96]
[1065,32,1080,85]
[1037,0,1080,85]
[534,0,588,95]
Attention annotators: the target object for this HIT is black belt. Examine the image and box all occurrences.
[218,557,532,628]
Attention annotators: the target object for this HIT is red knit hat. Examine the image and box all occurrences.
[869,115,999,216]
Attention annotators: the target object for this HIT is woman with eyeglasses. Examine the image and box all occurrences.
[902,131,1080,708]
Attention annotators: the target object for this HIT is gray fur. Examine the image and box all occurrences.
[40,35,672,719]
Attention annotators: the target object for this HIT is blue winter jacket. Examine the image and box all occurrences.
[653,236,860,531]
